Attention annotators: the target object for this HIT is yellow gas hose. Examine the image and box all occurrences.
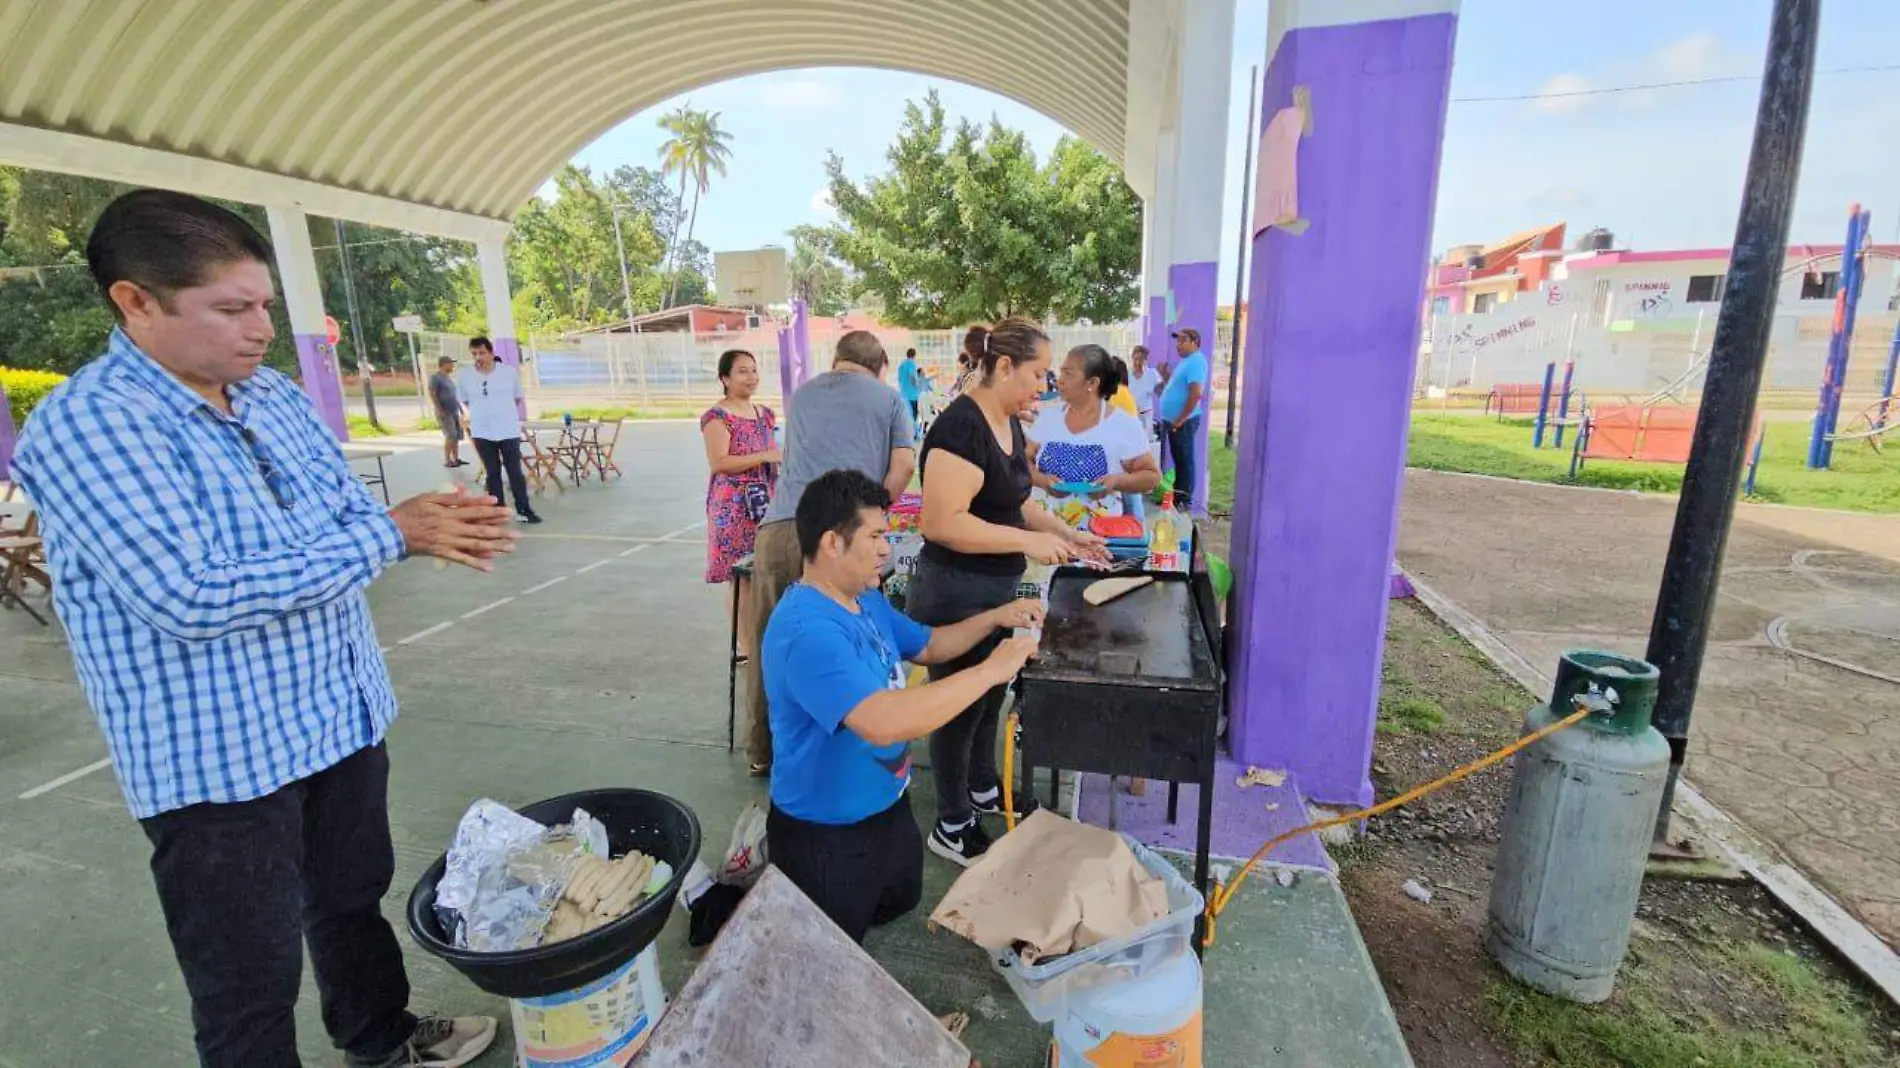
[1200,705,1592,948]
[995,701,1594,949]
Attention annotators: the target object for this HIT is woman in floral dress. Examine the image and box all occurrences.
[701,349,779,658]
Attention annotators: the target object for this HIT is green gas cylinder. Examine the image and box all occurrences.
[1486,650,1669,1004]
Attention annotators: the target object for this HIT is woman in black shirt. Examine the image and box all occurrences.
[909,317,1108,866]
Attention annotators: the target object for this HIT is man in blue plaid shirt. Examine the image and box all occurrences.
[13,190,516,1068]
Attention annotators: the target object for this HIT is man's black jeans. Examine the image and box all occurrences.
[473,436,533,516]
[140,744,416,1068]
[1167,414,1203,513]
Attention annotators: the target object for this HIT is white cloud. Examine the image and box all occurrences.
[1652,33,1725,81]
[1528,33,1746,117]
[757,78,844,110]
[1531,73,1593,114]
[809,187,835,218]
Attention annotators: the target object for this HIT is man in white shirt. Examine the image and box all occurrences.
[456,336,541,524]
[1127,345,1164,442]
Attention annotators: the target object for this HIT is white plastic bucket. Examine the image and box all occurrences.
[509,945,666,1067]
[1051,950,1202,1068]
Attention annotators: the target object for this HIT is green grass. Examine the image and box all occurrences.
[1376,695,1446,735]
[345,415,390,438]
[1202,416,1899,515]
[1483,935,1893,1068]
[559,405,705,422]
[1408,414,1899,513]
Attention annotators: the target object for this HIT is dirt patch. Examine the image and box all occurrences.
[1193,510,1900,1068]
[1349,599,1900,1068]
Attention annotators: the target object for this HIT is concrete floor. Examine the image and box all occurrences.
[0,422,1407,1067]
[1399,468,1900,948]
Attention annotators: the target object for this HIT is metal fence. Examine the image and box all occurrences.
[409,319,1243,418]
[1417,309,1898,406]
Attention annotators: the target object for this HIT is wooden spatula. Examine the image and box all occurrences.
[1083,574,1155,606]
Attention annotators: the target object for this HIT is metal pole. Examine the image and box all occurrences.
[407,329,423,420]
[332,219,380,430]
[1223,65,1259,450]
[1879,313,1900,428]
[1808,205,1868,468]
[611,205,638,328]
[1647,0,1819,848]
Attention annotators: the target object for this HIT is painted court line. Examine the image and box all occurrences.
[575,559,615,575]
[521,576,569,595]
[18,757,111,801]
[397,621,456,645]
[617,545,651,558]
[461,596,516,619]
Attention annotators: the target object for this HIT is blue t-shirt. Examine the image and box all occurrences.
[765,584,931,825]
[898,359,923,402]
[1159,350,1209,423]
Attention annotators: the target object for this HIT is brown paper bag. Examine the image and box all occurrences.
[929,810,1171,963]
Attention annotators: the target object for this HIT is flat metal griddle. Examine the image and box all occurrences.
[1015,554,1224,953]
[1032,571,1213,683]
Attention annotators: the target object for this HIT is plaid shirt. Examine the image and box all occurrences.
[13,330,405,818]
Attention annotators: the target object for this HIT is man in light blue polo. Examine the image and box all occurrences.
[1157,327,1209,512]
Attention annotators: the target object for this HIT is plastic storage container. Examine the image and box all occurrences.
[406,788,701,1000]
[990,836,1205,1024]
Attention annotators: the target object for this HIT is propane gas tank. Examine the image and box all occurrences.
[1487,650,1669,1004]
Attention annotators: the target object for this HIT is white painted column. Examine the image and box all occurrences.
[265,205,349,441]
[1162,0,1235,517]
[476,235,526,417]
[1141,126,1178,362]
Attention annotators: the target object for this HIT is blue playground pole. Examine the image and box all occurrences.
[1807,205,1869,469]
[1552,359,1577,449]
[1745,432,1765,497]
[1879,312,1900,430]
[1532,361,1556,448]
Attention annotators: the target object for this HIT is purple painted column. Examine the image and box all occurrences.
[790,298,813,393]
[1146,294,1173,475]
[777,327,795,411]
[0,384,16,482]
[1169,260,1218,516]
[294,335,351,440]
[1228,10,1459,806]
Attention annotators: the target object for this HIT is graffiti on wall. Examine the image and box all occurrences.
[1623,280,1675,320]
[1450,315,1539,355]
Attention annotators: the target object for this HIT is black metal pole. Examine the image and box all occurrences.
[1224,65,1259,450]
[333,218,381,431]
[1647,0,1819,846]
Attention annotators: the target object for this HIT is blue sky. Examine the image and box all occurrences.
[564,0,1900,299]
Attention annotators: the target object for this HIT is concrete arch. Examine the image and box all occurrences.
[0,0,1145,223]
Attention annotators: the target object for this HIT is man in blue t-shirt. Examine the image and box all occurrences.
[763,469,1042,943]
[897,348,924,421]
[1157,327,1209,512]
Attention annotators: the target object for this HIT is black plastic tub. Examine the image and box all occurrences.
[406,788,701,999]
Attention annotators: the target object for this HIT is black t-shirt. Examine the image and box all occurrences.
[919,394,1031,576]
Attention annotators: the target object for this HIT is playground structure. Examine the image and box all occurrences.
[1567,404,1766,495]
[1458,205,1900,486]
[1807,204,1900,468]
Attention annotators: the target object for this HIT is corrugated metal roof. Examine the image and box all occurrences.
[0,0,1137,223]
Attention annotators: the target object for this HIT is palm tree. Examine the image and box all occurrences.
[656,106,733,308]
[787,227,849,315]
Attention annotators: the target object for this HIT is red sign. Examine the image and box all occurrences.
[324,315,341,346]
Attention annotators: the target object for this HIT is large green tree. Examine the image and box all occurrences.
[821,92,1142,328]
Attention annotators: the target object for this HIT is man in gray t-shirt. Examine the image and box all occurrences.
[428,356,467,469]
[741,330,916,772]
